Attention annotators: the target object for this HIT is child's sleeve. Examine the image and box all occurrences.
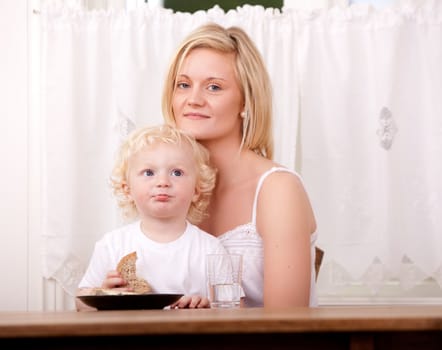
[78,240,113,289]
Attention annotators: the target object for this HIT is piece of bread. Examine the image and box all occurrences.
[93,288,138,296]
[117,252,138,280]
[117,251,152,294]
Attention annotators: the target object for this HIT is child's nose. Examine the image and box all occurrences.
[156,173,171,187]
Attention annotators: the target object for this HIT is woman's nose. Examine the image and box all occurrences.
[187,87,204,106]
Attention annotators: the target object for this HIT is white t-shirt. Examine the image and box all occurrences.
[79,221,227,296]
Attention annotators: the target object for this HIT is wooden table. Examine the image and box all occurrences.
[0,306,441,349]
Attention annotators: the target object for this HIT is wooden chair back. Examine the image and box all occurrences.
[315,247,324,281]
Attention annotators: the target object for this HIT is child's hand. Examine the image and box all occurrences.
[170,295,210,309]
[101,270,132,292]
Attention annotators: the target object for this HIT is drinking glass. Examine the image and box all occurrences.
[206,254,243,309]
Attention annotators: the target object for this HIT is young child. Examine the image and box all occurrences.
[76,124,227,310]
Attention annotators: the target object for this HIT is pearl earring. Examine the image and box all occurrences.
[241,110,249,136]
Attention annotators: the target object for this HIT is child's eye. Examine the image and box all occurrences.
[143,169,154,176]
[171,169,183,177]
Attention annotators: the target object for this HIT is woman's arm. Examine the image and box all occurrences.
[257,171,316,308]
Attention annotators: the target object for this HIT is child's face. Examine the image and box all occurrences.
[125,141,199,222]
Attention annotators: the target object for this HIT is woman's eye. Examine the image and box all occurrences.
[208,84,221,91]
[177,82,190,89]
[171,169,183,177]
[143,169,154,176]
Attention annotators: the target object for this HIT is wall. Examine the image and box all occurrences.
[0,0,30,310]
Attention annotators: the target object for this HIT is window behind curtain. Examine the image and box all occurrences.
[162,0,283,13]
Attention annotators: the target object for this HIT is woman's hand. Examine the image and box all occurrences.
[170,295,210,309]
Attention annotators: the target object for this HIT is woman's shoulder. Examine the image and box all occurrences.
[246,151,298,177]
[258,165,303,186]
[257,167,317,234]
[243,153,305,196]
[256,168,307,213]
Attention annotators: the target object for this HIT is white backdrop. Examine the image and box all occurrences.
[40,1,442,299]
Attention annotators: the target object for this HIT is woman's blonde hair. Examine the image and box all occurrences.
[110,124,216,224]
[162,22,273,159]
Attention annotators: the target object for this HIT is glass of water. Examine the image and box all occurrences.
[206,254,243,309]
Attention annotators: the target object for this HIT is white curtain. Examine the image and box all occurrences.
[40,1,442,298]
[297,1,442,294]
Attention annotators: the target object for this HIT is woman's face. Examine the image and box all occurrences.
[172,48,243,144]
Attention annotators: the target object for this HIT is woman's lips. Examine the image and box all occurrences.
[183,112,209,119]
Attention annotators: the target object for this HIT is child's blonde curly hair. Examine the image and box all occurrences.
[110,124,216,224]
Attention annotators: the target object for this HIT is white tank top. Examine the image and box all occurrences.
[217,167,318,307]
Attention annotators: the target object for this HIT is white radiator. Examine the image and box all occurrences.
[43,278,76,311]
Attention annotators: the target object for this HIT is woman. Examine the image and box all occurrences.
[162,23,318,308]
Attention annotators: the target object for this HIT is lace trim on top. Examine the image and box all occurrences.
[217,223,262,256]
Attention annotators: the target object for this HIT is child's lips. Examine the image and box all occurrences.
[154,194,171,201]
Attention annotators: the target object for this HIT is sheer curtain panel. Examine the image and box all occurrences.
[297,1,442,296]
[40,1,442,301]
